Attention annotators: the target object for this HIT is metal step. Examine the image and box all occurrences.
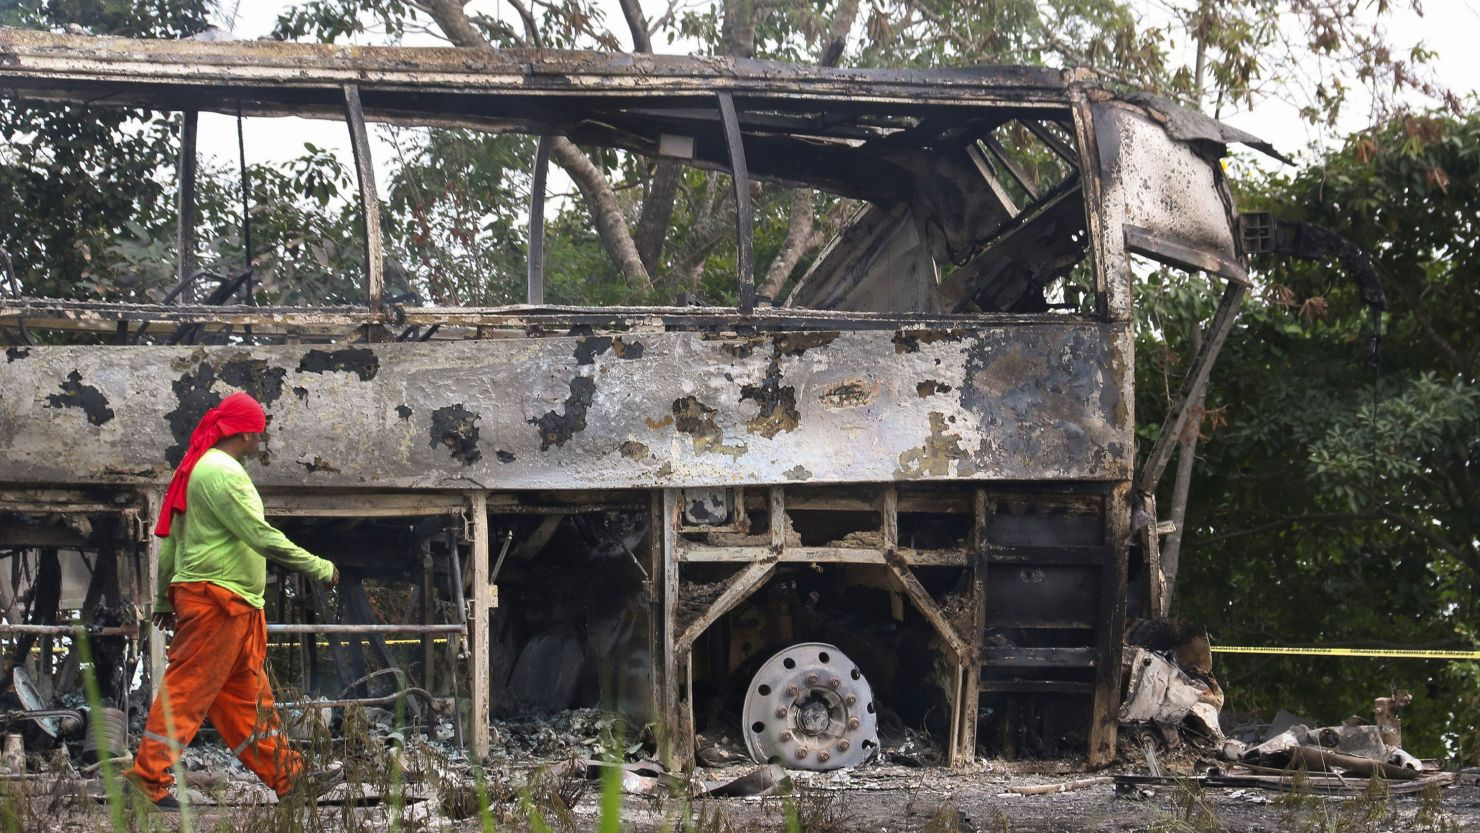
[980,646,1097,667]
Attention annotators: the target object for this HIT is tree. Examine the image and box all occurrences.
[0,1,208,302]
[1169,108,1480,759]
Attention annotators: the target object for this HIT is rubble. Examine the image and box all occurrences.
[486,708,651,763]
[1119,647,1223,744]
[1115,620,1449,801]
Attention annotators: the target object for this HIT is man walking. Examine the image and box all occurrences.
[124,391,339,810]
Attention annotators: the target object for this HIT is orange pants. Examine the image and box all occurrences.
[125,582,301,801]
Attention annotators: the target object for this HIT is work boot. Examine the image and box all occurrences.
[118,776,181,813]
[282,763,345,803]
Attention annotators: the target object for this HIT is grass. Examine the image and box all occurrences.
[5,651,1474,833]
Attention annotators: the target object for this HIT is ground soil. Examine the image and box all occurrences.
[12,764,1480,832]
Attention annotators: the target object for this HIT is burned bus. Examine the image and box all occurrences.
[0,30,1269,770]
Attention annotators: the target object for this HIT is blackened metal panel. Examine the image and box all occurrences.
[1090,99,1246,297]
[0,325,1130,489]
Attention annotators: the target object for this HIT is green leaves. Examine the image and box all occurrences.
[1311,373,1478,488]
[1168,107,1480,761]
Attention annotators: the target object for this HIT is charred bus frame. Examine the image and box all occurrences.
[0,31,1269,768]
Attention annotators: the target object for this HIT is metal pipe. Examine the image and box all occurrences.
[716,91,755,313]
[266,623,465,635]
[343,84,384,313]
[489,528,513,585]
[448,539,467,626]
[177,109,199,302]
[276,687,442,712]
[3,709,83,733]
[0,624,136,637]
[235,98,253,342]
[528,135,552,305]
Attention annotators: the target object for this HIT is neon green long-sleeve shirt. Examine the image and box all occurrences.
[155,448,334,613]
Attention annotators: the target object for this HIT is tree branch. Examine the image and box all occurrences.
[616,0,651,52]
[550,137,653,291]
[421,0,490,48]
[1388,277,1467,375]
[424,0,651,292]
[1186,512,1381,548]
[505,0,541,47]
[760,189,817,300]
[1375,507,1480,578]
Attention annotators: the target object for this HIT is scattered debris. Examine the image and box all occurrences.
[1115,619,1452,803]
[487,708,651,763]
[695,763,790,797]
[1229,722,1429,780]
[1006,776,1112,795]
[1119,646,1223,744]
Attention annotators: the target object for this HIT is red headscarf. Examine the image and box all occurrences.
[154,391,267,537]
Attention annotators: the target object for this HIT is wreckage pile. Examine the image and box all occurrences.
[1115,619,1452,796]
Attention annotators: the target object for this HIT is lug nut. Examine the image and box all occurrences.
[837,740,851,752]
[817,750,830,763]
[847,717,860,730]
[779,731,793,742]
[829,678,841,689]
[786,684,800,697]
[844,694,857,706]
[795,748,808,760]
[805,673,819,686]
[776,707,789,718]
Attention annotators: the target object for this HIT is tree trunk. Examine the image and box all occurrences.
[616,0,652,52]
[723,0,757,58]
[635,161,682,275]
[550,137,653,292]
[618,0,679,277]
[423,0,490,49]
[760,190,816,300]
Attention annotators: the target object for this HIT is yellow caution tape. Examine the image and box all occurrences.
[1212,645,1480,661]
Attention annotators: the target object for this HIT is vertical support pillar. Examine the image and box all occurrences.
[177,110,198,302]
[768,486,785,556]
[420,536,436,694]
[1142,493,1166,617]
[716,92,755,313]
[467,492,491,760]
[342,84,384,313]
[1089,483,1132,767]
[1068,91,1116,319]
[142,489,167,695]
[296,573,317,693]
[645,492,665,733]
[527,135,552,305]
[953,488,989,766]
[658,489,693,768]
[890,486,969,767]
